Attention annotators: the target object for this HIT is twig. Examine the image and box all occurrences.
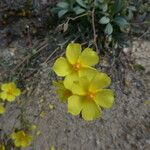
[56,12,90,32]
[26,25,32,48]
[138,30,149,39]
[13,43,48,72]
[67,12,90,22]
[91,8,99,54]
[44,47,59,63]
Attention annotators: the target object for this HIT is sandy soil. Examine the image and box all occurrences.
[0,39,149,150]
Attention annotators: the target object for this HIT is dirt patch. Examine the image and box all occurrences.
[0,38,150,149]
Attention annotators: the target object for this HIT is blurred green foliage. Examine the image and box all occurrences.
[52,0,149,51]
[1,0,149,51]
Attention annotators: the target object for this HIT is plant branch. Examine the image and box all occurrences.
[91,8,99,54]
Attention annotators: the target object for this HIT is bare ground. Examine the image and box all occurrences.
[0,39,149,150]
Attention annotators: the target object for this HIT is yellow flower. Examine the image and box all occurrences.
[0,82,21,102]
[0,144,5,150]
[53,81,73,102]
[11,131,32,148]
[0,103,5,114]
[52,43,99,89]
[50,145,56,150]
[68,72,114,121]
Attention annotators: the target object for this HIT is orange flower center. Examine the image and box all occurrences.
[64,90,72,98]
[6,89,13,95]
[86,92,95,100]
[73,62,82,71]
[20,132,27,141]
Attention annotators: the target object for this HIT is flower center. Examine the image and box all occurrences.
[6,89,13,95]
[86,92,95,100]
[20,132,27,141]
[64,90,72,98]
[73,62,82,71]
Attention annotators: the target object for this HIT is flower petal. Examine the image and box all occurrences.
[14,139,21,147]
[0,103,5,114]
[79,67,98,81]
[95,89,114,108]
[63,72,79,90]
[14,89,21,96]
[82,100,101,121]
[0,92,7,101]
[89,72,111,92]
[0,92,15,101]
[52,57,72,76]
[68,95,83,115]
[11,133,17,139]
[1,83,9,91]
[66,43,82,64]
[21,140,30,147]
[71,77,89,95]
[79,48,99,66]
[56,88,72,102]
[1,82,16,91]
[6,94,16,102]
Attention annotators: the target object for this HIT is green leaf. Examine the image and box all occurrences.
[58,9,68,18]
[76,0,87,8]
[99,3,108,12]
[99,0,104,2]
[104,23,113,35]
[127,10,133,20]
[133,64,145,71]
[112,0,123,14]
[57,2,69,9]
[127,6,136,11]
[99,16,110,24]
[73,6,86,15]
[114,16,128,28]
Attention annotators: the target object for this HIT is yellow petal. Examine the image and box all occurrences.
[66,43,82,64]
[79,48,99,66]
[57,88,72,102]
[0,92,7,101]
[68,95,83,115]
[21,140,29,147]
[22,135,32,148]
[1,83,9,91]
[0,144,5,150]
[63,72,79,90]
[82,100,101,121]
[89,72,111,92]
[79,67,98,81]
[0,103,5,114]
[6,94,16,102]
[71,77,89,95]
[53,81,71,102]
[1,82,16,91]
[11,132,17,139]
[95,89,114,108]
[53,57,72,76]
[52,81,64,88]
[50,145,56,150]
[14,89,21,96]
[14,139,21,147]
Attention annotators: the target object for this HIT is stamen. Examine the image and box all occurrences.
[86,92,95,100]
[73,62,82,71]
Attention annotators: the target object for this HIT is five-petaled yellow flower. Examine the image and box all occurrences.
[0,103,5,114]
[0,144,5,150]
[53,43,99,89]
[53,81,73,102]
[0,82,21,102]
[68,72,114,121]
[11,131,33,148]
